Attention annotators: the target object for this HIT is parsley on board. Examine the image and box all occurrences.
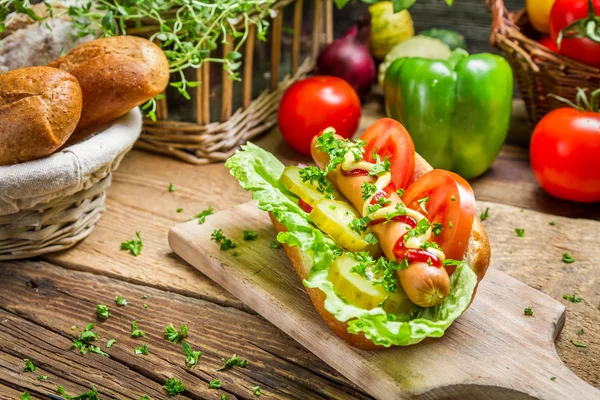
[211,229,237,250]
[562,253,575,264]
[135,344,149,355]
[20,392,31,400]
[479,207,490,221]
[549,221,556,226]
[141,294,149,299]
[72,324,108,357]
[417,196,430,214]
[563,293,582,303]
[168,183,176,192]
[139,396,150,400]
[23,358,36,372]
[177,207,184,213]
[120,232,143,256]
[71,325,77,330]
[163,378,185,395]
[144,303,149,308]
[523,306,534,316]
[208,379,222,389]
[570,339,587,348]
[106,339,117,348]
[243,230,258,241]
[96,304,109,319]
[115,296,128,306]
[578,329,585,335]
[38,375,47,381]
[221,395,227,400]
[57,384,99,400]
[396,188,405,197]
[432,222,444,237]
[253,386,261,397]
[550,377,557,381]
[131,320,146,338]
[269,240,280,249]
[182,341,202,368]
[361,182,377,201]
[217,354,248,371]
[515,228,525,237]
[196,206,214,224]
[164,324,189,343]
[364,233,378,244]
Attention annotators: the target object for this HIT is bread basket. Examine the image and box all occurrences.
[489,0,600,126]
[0,108,142,260]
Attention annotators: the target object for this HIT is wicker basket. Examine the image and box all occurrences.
[135,0,334,165]
[0,109,142,260]
[489,0,600,126]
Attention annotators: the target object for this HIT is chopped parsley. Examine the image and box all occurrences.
[72,323,108,357]
[523,306,533,316]
[369,154,390,176]
[562,293,582,303]
[168,183,176,192]
[578,329,585,335]
[550,377,556,381]
[96,304,109,319]
[364,233,378,244]
[208,379,222,389]
[106,339,117,348]
[570,339,587,348]
[269,240,280,249]
[217,354,247,371]
[164,324,188,343]
[182,341,202,368]
[253,386,261,397]
[177,207,184,213]
[120,232,143,256]
[115,296,128,306]
[140,396,150,400]
[299,166,333,199]
[221,395,227,400]
[451,195,456,202]
[479,208,489,221]
[163,378,185,395]
[71,326,77,330]
[367,203,382,214]
[417,196,430,214]
[141,294,149,299]
[361,182,377,201]
[515,228,525,237]
[57,385,100,400]
[131,320,145,338]
[349,216,370,234]
[348,251,406,294]
[404,218,431,244]
[135,344,149,355]
[562,253,575,264]
[144,303,149,308]
[432,222,443,237]
[420,241,441,251]
[396,188,405,197]
[443,259,463,267]
[384,203,407,222]
[196,206,214,224]
[20,392,31,400]
[549,221,556,226]
[211,229,237,251]
[243,230,258,241]
[23,358,36,372]
[38,375,47,381]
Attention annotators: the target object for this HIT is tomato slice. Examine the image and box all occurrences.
[360,118,415,190]
[401,170,475,274]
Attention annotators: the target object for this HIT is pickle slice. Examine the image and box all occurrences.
[310,199,378,253]
[281,166,343,206]
[328,253,414,314]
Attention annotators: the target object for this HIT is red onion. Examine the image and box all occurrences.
[316,15,376,98]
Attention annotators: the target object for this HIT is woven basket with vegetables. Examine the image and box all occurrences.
[489,0,600,125]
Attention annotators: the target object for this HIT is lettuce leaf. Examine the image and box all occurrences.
[226,143,478,347]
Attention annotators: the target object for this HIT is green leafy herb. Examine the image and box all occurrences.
[96,304,109,319]
[196,206,214,224]
[420,241,442,251]
[211,229,237,250]
[168,183,176,192]
[404,218,431,243]
[182,341,202,368]
[479,208,489,221]
[299,166,333,199]
[570,339,586,348]
[448,220,453,228]
[417,196,430,214]
[243,230,258,241]
[120,232,143,256]
[432,222,443,237]
[131,320,146,338]
[88,345,110,357]
[72,324,107,356]
[369,154,390,176]
[115,296,128,306]
[217,354,247,371]
[315,130,367,184]
[578,329,585,335]
[364,233,378,244]
[144,303,149,308]
[163,378,185,395]
[349,216,370,234]
[562,253,575,264]
[361,182,377,201]
[384,203,407,223]
[23,358,36,372]
[563,293,582,303]
[208,379,222,389]
[38,375,47,381]
[348,252,405,294]
[139,396,150,400]
[141,294,149,299]
[524,306,533,316]
[57,384,99,400]
[135,344,149,355]
[221,395,227,400]
[71,326,77,330]
[164,324,188,343]
[515,228,525,237]
[550,376,556,381]
[106,339,117,348]
[396,188,405,197]
[253,386,261,397]
[20,392,31,400]
[177,207,184,213]
[367,204,382,214]
[269,240,280,249]
[549,221,556,226]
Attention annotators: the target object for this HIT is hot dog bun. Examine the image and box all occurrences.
[270,152,490,350]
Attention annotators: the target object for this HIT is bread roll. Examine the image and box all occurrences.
[49,36,169,143]
[0,66,82,166]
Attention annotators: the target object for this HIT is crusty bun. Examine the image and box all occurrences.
[49,36,169,144]
[270,153,491,350]
[0,66,82,166]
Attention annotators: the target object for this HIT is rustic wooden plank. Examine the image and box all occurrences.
[0,381,29,399]
[0,261,371,399]
[169,201,600,399]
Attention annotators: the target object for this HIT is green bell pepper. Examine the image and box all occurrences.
[384,49,513,179]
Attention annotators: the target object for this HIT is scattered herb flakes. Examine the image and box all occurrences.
[57,384,99,400]
[182,341,202,368]
[38,374,47,381]
[120,232,143,256]
[208,379,222,389]
[72,324,108,357]
[106,339,117,348]
[396,188,405,197]
[221,395,227,400]
[115,295,128,306]
[253,386,261,397]
[135,344,149,355]
[432,222,443,237]
[269,241,280,249]
[141,294,149,299]
[217,354,247,371]
[23,358,36,372]
[417,196,430,213]
[515,228,525,237]
[131,320,146,338]
[549,221,556,226]
[144,303,149,309]
[231,250,239,256]
[243,230,258,241]
[570,339,587,348]
[211,229,237,250]
[164,324,188,343]
[364,232,378,244]
[196,206,214,224]
[89,345,110,358]
[177,207,184,213]
[71,325,77,330]
[168,183,176,192]
[524,306,534,316]
[20,392,31,400]
[139,396,150,400]
[562,253,575,264]
[550,377,557,381]
[563,293,583,303]
[96,304,110,319]
[163,378,185,395]
[578,329,585,335]
[479,207,490,221]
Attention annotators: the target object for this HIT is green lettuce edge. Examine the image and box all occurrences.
[225,143,478,347]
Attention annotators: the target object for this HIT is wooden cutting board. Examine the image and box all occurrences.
[169,201,599,400]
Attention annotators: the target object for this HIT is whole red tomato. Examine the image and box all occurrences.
[278,76,361,155]
[530,107,600,202]
[549,0,600,68]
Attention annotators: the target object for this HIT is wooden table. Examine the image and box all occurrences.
[1,98,598,399]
